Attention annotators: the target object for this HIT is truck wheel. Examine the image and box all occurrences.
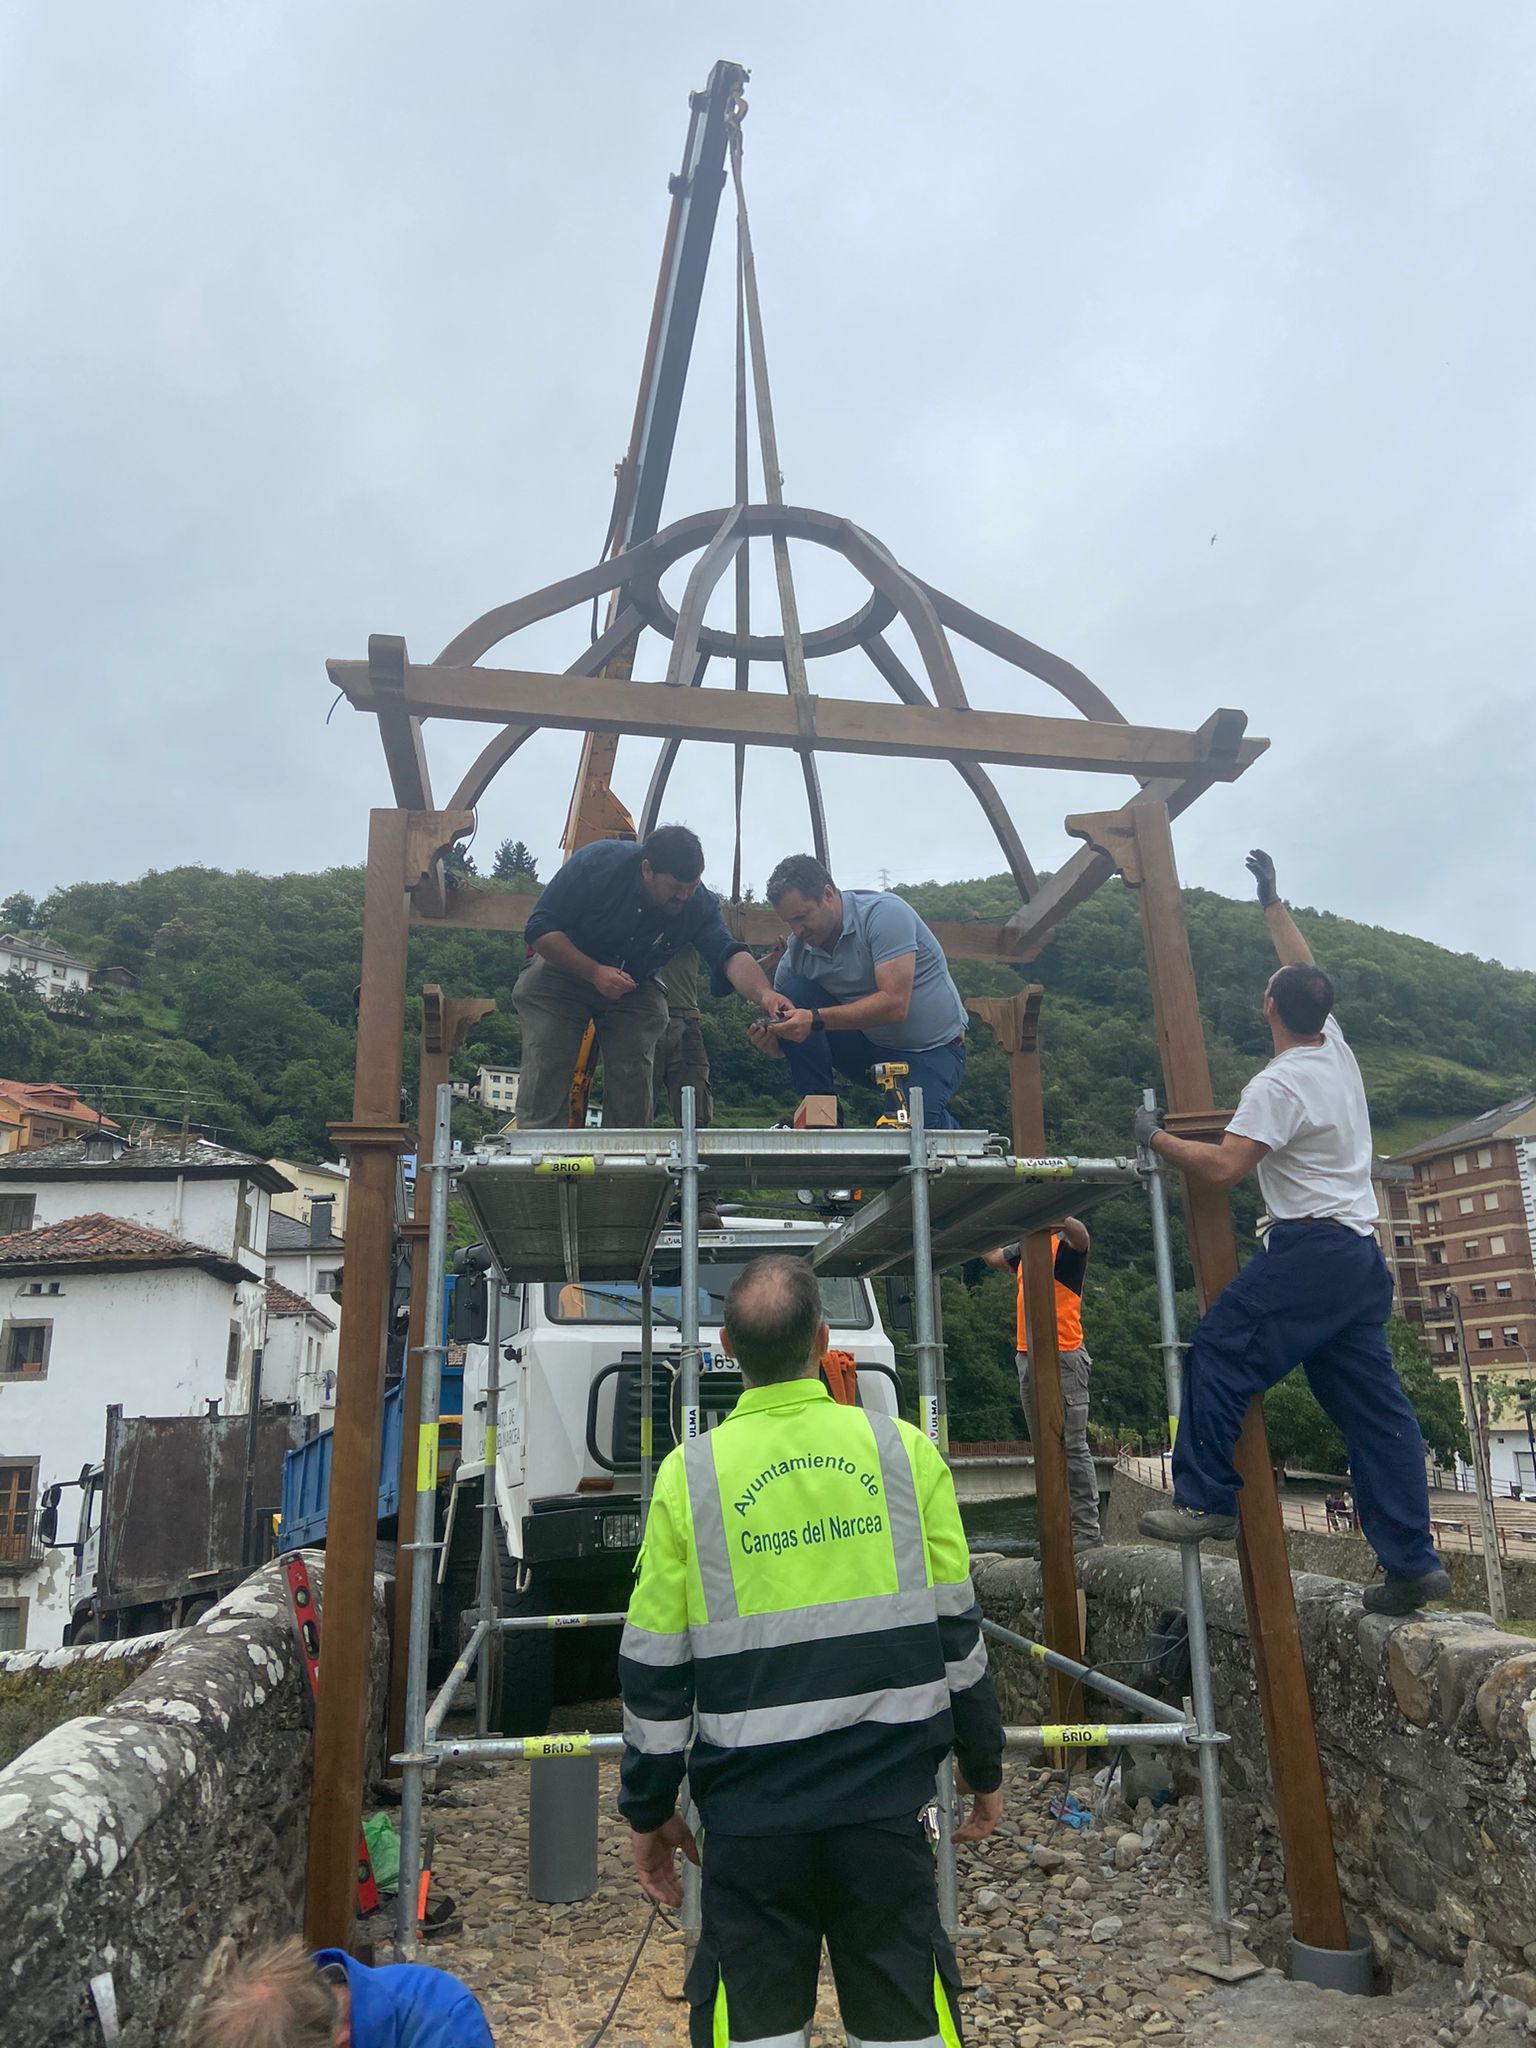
[70,1618,99,1646]
[181,1597,217,1628]
[497,1534,553,1738]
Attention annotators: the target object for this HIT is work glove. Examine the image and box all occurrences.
[1133,1106,1165,1151]
[1246,848,1278,908]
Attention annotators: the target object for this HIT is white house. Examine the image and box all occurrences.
[0,1134,294,1649]
[265,1203,345,1411]
[0,1213,267,1649]
[475,1065,520,1116]
[0,934,92,1004]
[261,1278,336,1416]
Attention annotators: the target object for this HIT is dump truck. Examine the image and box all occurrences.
[279,1217,904,1734]
[67,1402,303,1643]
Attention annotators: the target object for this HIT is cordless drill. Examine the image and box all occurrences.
[870,1061,911,1128]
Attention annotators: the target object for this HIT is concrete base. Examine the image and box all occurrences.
[1189,1940,1267,1982]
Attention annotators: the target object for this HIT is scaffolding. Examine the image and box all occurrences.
[391,1082,1240,1970]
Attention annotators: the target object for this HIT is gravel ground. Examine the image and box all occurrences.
[407,1702,1527,2047]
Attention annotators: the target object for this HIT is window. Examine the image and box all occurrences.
[21,1280,60,1297]
[1471,1285,1487,1303]
[1484,1192,1500,1212]
[1443,1332,1458,1354]
[1477,1329,1495,1349]
[1430,1286,1450,1308]
[1498,1282,1514,1299]
[1394,1231,1410,1250]
[1459,1197,1476,1215]
[1428,1246,1446,1266]
[1423,1201,1441,1223]
[316,1269,341,1296]
[1505,1330,1522,1349]
[225,1326,242,1379]
[236,1180,258,1249]
[0,1459,38,1564]
[0,1194,36,1236]
[0,1603,24,1651]
[1478,1147,1494,1168]
[1,1321,51,1379]
[1453,1153,1468,1175]
[1491,1236,1508,1256]
[1464,1241,1479,1258]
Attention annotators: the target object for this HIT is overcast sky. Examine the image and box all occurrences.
[3,4,1532,968]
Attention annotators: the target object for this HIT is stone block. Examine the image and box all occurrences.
[1387,1621,1444,1725]
[1477,1653,1536,1756]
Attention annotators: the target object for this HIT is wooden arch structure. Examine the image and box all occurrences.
[306,498,1350,1971]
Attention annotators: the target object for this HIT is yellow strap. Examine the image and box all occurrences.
[1039,1722,1109,1746]
[483,1424,497,1461]
[534,1156,595,1177]
[415,1422,439,1493]
[1014,1156,1072,1177]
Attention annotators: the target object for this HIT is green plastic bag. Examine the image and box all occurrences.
[363,1811,400,1897]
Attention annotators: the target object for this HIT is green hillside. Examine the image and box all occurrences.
[1,864,1528,1457]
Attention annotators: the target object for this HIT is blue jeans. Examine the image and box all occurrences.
[774,973,967,1130]
[1172,1220,1440,1579]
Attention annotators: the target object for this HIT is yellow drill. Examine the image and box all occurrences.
[870,1061,911,1128]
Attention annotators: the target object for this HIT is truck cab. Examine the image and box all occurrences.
[441,1216,902,1730]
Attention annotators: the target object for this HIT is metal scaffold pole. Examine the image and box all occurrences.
[397,1083,454,1958]
[678,1085,704,1943]
[475,1280,503,1738]
[908,1087,960,1940]
[1140,1088,1235,1963]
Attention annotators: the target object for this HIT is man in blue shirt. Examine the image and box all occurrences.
[515,824,788,1128]
[192,1936,493,2046]
[752,854,969,1129]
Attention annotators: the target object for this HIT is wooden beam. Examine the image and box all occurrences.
[409,884,1028,966]
[329,658,1267,782]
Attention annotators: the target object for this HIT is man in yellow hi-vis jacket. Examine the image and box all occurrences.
[619,1254,1004,2047]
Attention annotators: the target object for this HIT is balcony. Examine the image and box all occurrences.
[0,1526,43,1571]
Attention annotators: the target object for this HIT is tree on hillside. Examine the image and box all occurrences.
[445,844,478,877]
[0,892,38,931]
[491,840,540,887]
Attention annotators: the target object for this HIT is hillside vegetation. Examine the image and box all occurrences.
[2,863,1529,1458]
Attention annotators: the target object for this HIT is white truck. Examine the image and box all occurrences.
[437,1216,904,1733]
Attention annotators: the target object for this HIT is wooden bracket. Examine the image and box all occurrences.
[422,983,496,1058]
[1064,807,1143,885]
[964,987,1044,1058]
[403,810,475,905]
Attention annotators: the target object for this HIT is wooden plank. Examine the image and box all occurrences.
[1128,800,1348,1953]
[329,658,1267,781]
[410,885,1025,967]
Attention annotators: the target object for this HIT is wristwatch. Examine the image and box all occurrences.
[810,1009,826,1033]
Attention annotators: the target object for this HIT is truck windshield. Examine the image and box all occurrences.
[544,1261,871,1329]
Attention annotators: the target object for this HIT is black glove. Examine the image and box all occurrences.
[1246,848,1278,909]
[1133,1106,1165,1151]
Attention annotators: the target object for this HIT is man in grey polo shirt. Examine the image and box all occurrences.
[749,854,969,1128]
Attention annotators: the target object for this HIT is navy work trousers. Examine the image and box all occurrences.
[775,972,967,1130]
[1172,1220,1440,1580]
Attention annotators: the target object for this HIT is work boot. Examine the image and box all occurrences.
[1361,1569,1452,1616]
[1138,1503,1238,1545]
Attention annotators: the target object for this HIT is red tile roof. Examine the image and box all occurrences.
[0,1212,231,1271]
[265,1277,334,1326]
[0,1081,118,1130]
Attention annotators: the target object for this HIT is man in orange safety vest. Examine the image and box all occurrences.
[983,1216,1100,1553]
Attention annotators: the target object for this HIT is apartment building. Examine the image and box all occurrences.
[1381,1096,1536,1376]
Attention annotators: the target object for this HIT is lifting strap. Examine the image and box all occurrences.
[727,104,830,871]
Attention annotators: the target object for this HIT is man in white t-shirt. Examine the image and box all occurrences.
[1134,850,1448,1616]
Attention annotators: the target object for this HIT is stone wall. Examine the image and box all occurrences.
[1105,1466,1536,1617]
[975,1539,1536,1998]
[0,1555,390,2048]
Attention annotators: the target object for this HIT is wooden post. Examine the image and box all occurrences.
[304,810,414,1949]
[966,990,1083,1720]
[387,987,495,1764]
[1125,801,1348,1951]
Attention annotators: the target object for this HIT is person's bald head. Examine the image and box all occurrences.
[191,1939,346,2048]
[720,1255,828,1386]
